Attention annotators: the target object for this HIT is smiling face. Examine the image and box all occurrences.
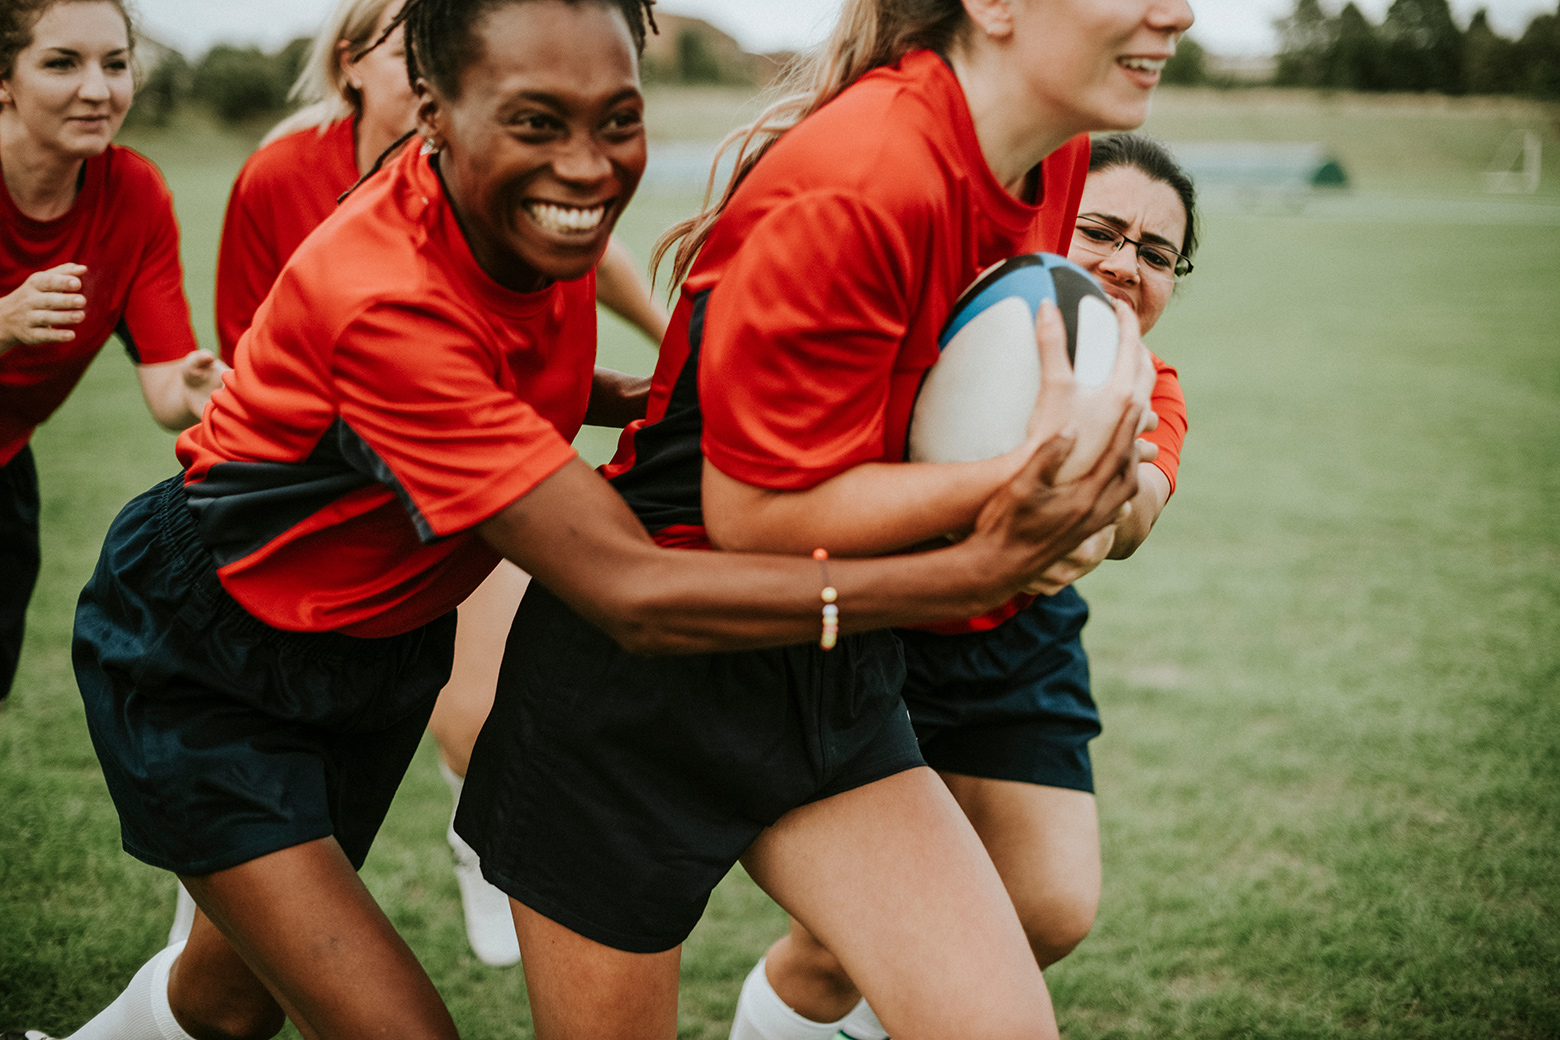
[0,1,133,163]
[1069,163,1188,335]
[418,0,646,293]
[1007,0,1194,138]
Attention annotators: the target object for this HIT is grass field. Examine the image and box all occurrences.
[3,87,1559,1038]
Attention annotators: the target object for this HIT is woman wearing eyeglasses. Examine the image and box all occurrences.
[729,132,1198,1040]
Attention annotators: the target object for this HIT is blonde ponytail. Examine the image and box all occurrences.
[652,0,968,289]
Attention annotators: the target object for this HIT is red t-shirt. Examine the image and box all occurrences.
[214,118,360,365]
[0,145,197,464]
[605,50,1094,631]
[179,144,595,638]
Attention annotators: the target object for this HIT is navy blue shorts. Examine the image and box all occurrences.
[458,582,922,954]
[897,586,1099,793]
[73,475,457,875]
[1,445,41,702]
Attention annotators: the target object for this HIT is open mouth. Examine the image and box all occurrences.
[524,200,610,235]
[1118,57,1168,75]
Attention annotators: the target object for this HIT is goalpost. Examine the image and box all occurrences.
[1484,130,1542,194]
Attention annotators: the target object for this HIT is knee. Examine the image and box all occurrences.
[771,928,859,1005]
[1016,885,1099,969]
[174,1002,287,1040]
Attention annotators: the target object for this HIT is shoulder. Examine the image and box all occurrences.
[233,119,355,199]
[100,144,173,201]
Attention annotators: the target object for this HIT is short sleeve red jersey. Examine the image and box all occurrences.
[1144,353,1186,494]
[178,144,595,638]
[606,50,1090,632]
[0,145,197,464]
[214,118,360,365]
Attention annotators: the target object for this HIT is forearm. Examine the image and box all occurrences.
[584,366,651,428]
[702,452,1025,558]
[1108,462,1170,559]
[137,353,228,431]
[482,459,1035,656]
[596,238,670,345]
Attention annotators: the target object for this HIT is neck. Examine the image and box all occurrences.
[947,39,1076,198]
[0,117,86,220]
[355,113,402,178]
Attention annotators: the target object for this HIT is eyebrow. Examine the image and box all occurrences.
[503,87,642,109]
[1079,211,1177,251]
[40,47,129,59]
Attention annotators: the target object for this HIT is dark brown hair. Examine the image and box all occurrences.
[1088,132,1200,262]
[0,0,135,81]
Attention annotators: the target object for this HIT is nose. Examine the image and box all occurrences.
[78,62,111,102]
[1097,240,1140,284]
[552,134,614,186]
[1152,0,1195,36]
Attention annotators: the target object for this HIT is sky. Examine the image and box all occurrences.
[132,0,1556,60]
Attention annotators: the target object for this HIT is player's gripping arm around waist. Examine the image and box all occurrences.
[702,299,1157,565]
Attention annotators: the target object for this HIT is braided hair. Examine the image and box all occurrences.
[381,0,656,100]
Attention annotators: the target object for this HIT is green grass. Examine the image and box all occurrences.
[3,93,1559,1038]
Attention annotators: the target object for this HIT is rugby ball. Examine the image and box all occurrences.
[906,253,1119,465]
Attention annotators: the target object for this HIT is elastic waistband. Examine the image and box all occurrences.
[149,475,396,658]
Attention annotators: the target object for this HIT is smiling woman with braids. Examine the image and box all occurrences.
[6,2,1146,1039]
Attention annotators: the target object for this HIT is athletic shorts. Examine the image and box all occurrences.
[73,475,457,875]
[1,445,41,702]
[458,581,922,954]
[896,586,1099,793]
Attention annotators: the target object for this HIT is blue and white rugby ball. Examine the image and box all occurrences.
[906,253,1119,464]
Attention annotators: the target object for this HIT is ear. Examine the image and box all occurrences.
[337,38,362,91]
[413,78,444,151]
[961,0,1015,39]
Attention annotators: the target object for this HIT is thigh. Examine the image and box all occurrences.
[180,837,457,1040]
[512,901,680,1040]
[940,774,1101,962]
[741,768,1057,1040]
[0,445,41,697]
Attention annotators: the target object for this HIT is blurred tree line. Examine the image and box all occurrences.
[130,18,752,128]
[1273,0,1560,96]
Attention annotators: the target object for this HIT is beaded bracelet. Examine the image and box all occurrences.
[813,548,839,651]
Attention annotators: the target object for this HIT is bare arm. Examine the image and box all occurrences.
[136,350,229,431]
[478,405,1143,657]
[583,365,651,429]
[1107,461,1171,559]
[704,300,1155,558]
[595,237,670,347]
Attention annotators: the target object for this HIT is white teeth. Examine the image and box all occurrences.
[525,202,607,234]
[1119,57,1168,72]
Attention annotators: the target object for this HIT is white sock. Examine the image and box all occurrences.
[728,958,852,1040]
[839,998,889,1040]
[166,882,197,947]
[67,940,197,1040]
[439,759,476,862]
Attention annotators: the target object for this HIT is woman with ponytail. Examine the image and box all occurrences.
[456,2,1188,1039]
[12,3,1142,1039]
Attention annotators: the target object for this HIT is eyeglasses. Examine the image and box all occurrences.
[1071,216,1194,280]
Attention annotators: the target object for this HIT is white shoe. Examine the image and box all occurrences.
[450,846,521,967]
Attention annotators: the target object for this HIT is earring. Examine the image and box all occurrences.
[420,137,443,155]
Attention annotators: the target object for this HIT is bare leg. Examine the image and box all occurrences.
[177,838,459,1040]
[742,768,1057,1040]
[511,900,680,1040]
[940,774,1101,968]
[427,562,529,777]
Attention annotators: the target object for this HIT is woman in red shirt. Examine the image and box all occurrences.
[0,0,224,705]
[19,3,1142,1040]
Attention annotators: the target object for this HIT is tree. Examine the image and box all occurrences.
[1515,9,1560,98]
[1463,9,1520,94]
[1275,0,1337,86]
[1326,2,1386,89]
[1379,0,1464,92]
[130,50,191,126]
[1162,35,1208,85]
[192,45,290,123]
